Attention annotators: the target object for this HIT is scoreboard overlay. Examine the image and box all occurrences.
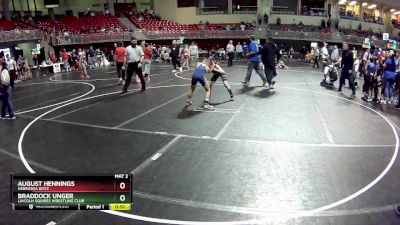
[10,174,132,210]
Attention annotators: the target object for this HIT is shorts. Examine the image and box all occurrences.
[191,76,207,86]
[210,72,227,82]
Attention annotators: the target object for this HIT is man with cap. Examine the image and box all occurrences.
[242,35,268,87]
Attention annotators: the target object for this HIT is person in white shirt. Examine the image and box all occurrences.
[362,46,374,79]
[219,48,226,60]
[236,43,243,59]
[189,42,199,67]
[226,40,235,66]
[5,55,17,91]
[321,42,329,67]
[354,57,360,78]
[122,37,145,94]
[330,45,339,62]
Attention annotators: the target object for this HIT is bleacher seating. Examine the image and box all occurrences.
[126,12,253,31]
[25,15,126,33]
[0,19,33,31]
[59,15,126,33]
[126,13,198,31]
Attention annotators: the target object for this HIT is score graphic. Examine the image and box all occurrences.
[10,174,132,210]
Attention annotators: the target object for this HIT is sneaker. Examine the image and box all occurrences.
[145,76,150,83]
[185,100,193,107]
[117,78,123,86]
[230,96,235,101]
[380,99,387,104]
[120,90,128,96]
[350,94,356,99]
[1,117,6,120]
[337,89,342,93]
[203,104,214,110]
[272,80,276,85]
[269,84,274,89]
[241,81,249,87]
[172,70,177,73]
[367,98,373,102]
[179,67,183,72]
[8,116,16,120]
[361,96,367,101]
[262,80,267,87]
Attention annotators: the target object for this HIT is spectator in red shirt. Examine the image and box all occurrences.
[61,49,70,72]
[142,40,152,82]
[114,41,126,85]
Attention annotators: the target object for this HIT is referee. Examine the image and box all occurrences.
[338,42,356,98]
[122,37,145,95]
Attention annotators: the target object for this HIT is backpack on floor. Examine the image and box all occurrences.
[329,67,338,82]
[0,69,10,86]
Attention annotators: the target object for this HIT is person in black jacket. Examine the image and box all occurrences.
[338,42,356,97]
[170,40,182,73]
[259,37,281,89]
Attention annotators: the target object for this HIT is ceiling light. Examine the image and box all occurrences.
[349,1,357,6]
[362,2,368,6]
[390,9,395,12]
[367,4,376,9]
[339,0,347,5]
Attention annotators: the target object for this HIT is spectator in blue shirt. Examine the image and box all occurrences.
[242,35,267,87]
[242,42,248,57]
[395,50,400,109]
[362,57,376,101]
[383,51,397,103]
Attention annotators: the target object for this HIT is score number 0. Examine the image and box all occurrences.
[119,182,126,202]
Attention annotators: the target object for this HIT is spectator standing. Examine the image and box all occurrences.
[236,42,243,59]
[312,47,320,69]
[182,44,190,70]
[331,45,339,62]
[142,41,152,82]
[5,55,16,91]
[300,46,307,62]
[327,17,331,29]
[226,40,235,66]
[87,46,96,69]
[264,13,268,24]
[352,47,358,61]
[243,42,248,57]
[321,42,329,67]
[115,42,126,85]
[189,42,199,68]
[383,51,397,103]
[61,49,70,72]
[170,40,182,73]
[0,62,15,120]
